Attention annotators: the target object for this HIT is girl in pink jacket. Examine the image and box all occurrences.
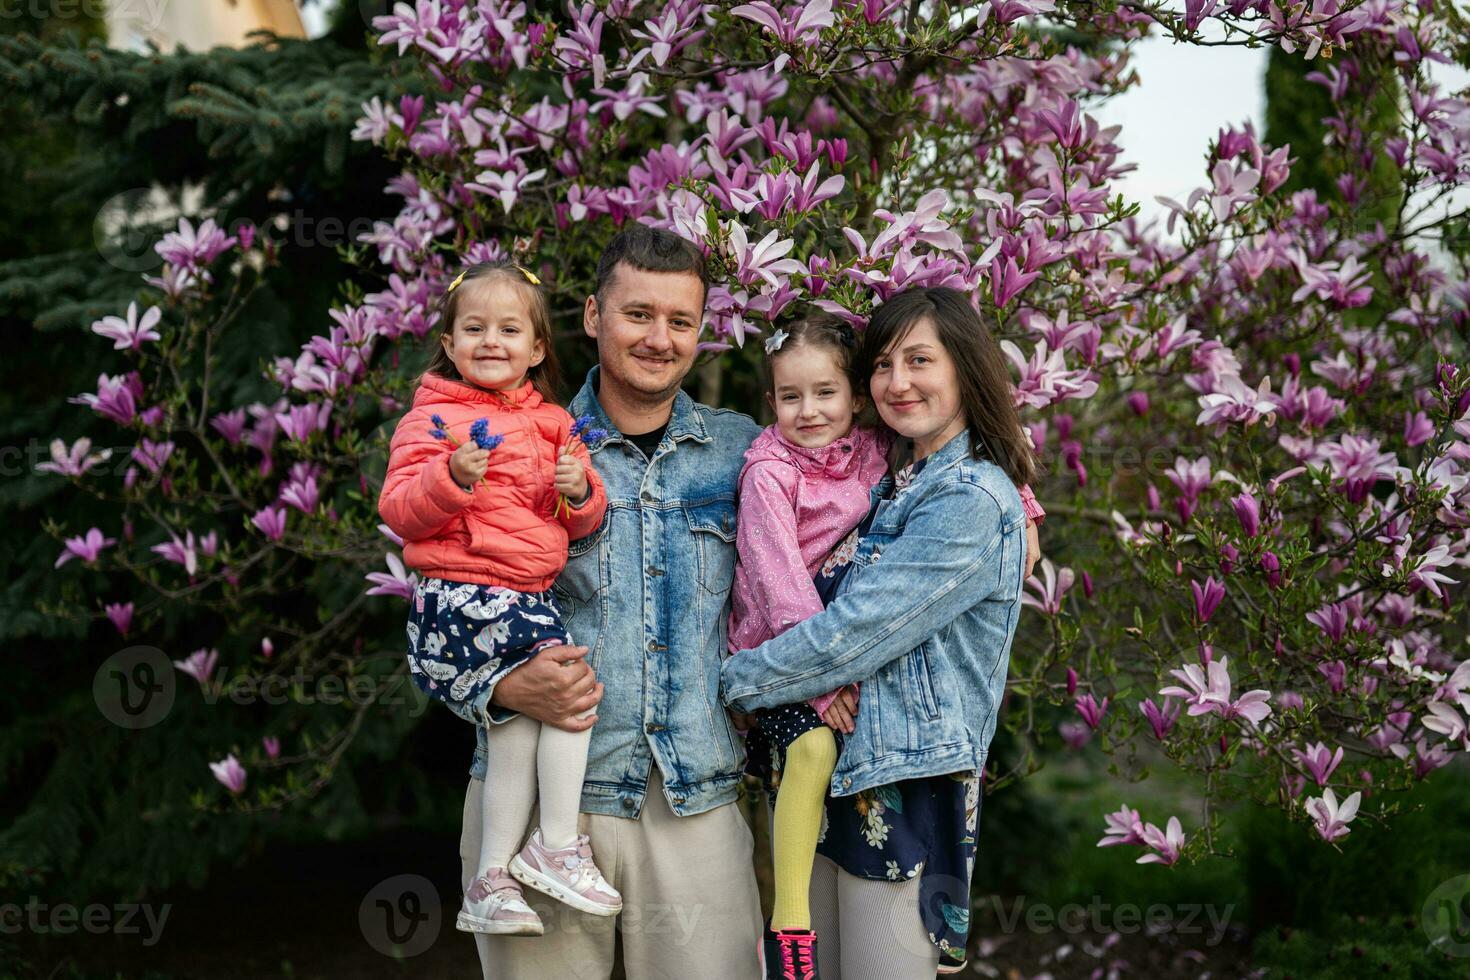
[729,313,1044,975]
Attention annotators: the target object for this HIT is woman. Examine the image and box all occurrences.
[722,286,1038,979]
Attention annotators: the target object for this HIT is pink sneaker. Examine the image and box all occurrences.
[509,828,622,916]
[455,866,544,935]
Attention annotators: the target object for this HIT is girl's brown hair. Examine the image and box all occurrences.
[855,287,1039,486]
[767,312,860,391]
[424,262,562,403]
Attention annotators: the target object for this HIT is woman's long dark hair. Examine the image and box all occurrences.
[855,287,1038,487]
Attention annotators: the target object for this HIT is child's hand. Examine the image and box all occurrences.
[820,686,860,734]
[449,441,490,488]
[555,446,590,504]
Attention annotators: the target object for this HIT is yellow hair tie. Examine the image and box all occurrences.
[516,264,541,286]
[447,268,467,293]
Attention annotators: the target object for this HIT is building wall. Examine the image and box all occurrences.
[107,0,306,53]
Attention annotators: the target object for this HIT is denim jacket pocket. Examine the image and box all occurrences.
[902,640,941,720]
[684,498,737,595]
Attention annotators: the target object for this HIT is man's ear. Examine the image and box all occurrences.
[583,295,599,339]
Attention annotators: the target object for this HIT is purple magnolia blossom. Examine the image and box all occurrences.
[155,217,237,271]
[1075,693,1109,730]
[279,474,321,515]
[1294,741,1344,786]
[130,439,175,476]
[211,409,249,446]
[55,527,116,568]
[1160,656,1273,726]
[262,736,281,760]
[365,552,418,600]
[1190,576,1226,624]
[1307,600,1350,643]
[1305,788,1361,842]
[1139,697,1181,739]
[36,438,113,478]
[1097,806,1186,865]
[1097,805,1146,848]
[252,505,288,542]
[151,531,199,576]
[731,0,834,46]
[1022,558,1074,615]
[1260,551,1282,589]
[174,647,219,686]
[209,754,247,795]
[1232,493,1261,537]
[70,373,140,426]
[105,601,134,637]
[92,302,163,351]
[1059,721,1092,749]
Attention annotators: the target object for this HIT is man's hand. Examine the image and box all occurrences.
[1025,518,1041,580]
[491,644,602,732]
[820,686,860,735]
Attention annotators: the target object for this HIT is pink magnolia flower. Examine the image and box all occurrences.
[155,217,237,271]
[209,754,247,795]
[1232,493,1261,537]
[377,522,406,548]
[150,531,199,576]
[1002,340,1099,410]
[1293,741,1344,786]
[1097,805,1146,848]
[1305,788,1361,842]
[1196,373,1278,429]
[366,552,418,600]
[261,636,274,659]
[1059,721,1092,749]
[1139,697,1181,739]
[1022,558,1074,615]
[55,527,117,568]
[1137,816,1186,865]
[1190,576,1226,624]
[92,302,163,351]
[70,373,140,426]
[252,505,288,542]
[352,96,399,143]
[1160,656,1273,726]
[105,601,134,637]
[262,736,281,760]
[731,0,834,46]
[1306,600,1349,643]
[1291,252,1374,308]
[1075,693,1109,730]
[36,438,113,478]
[174,647,219,686]
[279,474,321,515]
[211,409,248,446]
[726,223,803,288]
[1422,701,1466,743]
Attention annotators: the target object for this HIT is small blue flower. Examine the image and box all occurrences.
[467,420,496,455]
[582,427,610,444]
[430,427,448,440]
[569,414,596,440]
[431,414,447,429]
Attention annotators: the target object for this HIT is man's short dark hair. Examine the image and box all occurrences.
[594,225,710,308]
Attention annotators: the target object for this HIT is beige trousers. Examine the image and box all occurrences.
[459,769,763,980]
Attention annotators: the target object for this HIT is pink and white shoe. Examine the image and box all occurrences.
[456,866,544,935]
[509,828,622,916]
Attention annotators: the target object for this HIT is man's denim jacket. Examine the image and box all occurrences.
[721,430,1027,797]
[471,366,762,818]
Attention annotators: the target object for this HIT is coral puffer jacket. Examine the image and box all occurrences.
[378,374,607,592]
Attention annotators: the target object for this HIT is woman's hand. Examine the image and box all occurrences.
[1025,518,1040,580]
[449,442,490,489]
[820,685,860,734]
[555,446,590,504]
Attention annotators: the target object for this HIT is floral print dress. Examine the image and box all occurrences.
[750,456,981,969]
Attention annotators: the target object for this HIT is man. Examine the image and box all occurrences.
[460,225,766,979]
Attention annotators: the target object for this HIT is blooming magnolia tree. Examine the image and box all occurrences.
[44,0,1470,866]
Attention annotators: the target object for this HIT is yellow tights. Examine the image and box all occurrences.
[770,726,839,931]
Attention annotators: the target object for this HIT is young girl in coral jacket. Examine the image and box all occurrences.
[379,262,620,936]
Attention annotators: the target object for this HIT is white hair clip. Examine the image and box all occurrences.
[764,328,789,355]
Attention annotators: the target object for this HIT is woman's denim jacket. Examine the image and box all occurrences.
[469,367,762,819]
[721,430,1027,797]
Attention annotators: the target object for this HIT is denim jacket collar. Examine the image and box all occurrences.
[891,429,973,492]
[568,366,711,449]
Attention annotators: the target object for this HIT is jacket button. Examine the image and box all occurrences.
[640,490,653,502]
[622,799,634,809]
[645,723,664,733]
[842,777,852,788]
